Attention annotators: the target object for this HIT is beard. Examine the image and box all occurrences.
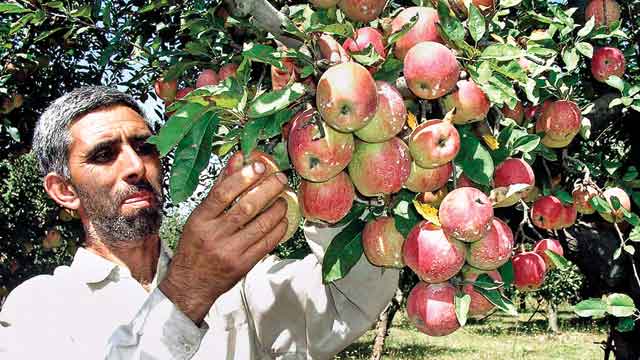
[74,179,164,245]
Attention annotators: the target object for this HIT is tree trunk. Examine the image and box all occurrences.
[546,302,559,333]
[370,288,403,360]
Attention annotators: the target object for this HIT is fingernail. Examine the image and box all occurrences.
[253,161,265,174]
[276,172,288,184]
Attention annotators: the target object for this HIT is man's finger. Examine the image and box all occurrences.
[231,198,288,251]
[242,219,288,265]
[196,162,267,218]
[220,173,288,234]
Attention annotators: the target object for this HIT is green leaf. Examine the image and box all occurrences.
[247,83,305,119]
[468,5,486,43]
[147,102,204,157]
[322,219,366,283]
[272,141,291,170]
[350,44,383,67]
[242,43,284,69]
[373,56,403,82]
[605,75,625,92]
[70,4,92,19]
[544,250,570,270]
[574,298,607,318]
[606,293,637,317]
[437,0,465,41]
[0,3,31,14]
[454,126,494,186]
[480,44,523,61]
[393,190,421,238]
[335,202,367,227]
[319,23,355,38]
[575,42,594,58]
[263,109,294,139]
[562,48,579,71]
[589,196,612,213]
[578,17,595,38]
[512,134,540,154]
[169,113,219,203]
[474,286,518,316]
[387,14,418,45]
[33,27,66,43]
[498,260,514,288]
[492,61,527,84]
[10,13,35,35]
[455,293,471,327]
[102,0,112,28]
[499,0,523,8]
[624,244,636,255]
[554,189,573,205]
[616,318,636,333]
[241,117,268,158]
[614,247,622,260]
[629,226,640,242]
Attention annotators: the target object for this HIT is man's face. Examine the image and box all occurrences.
[66,105,164,245]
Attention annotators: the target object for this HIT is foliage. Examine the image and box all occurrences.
[535,263,584,306]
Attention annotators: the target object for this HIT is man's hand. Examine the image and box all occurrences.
[159,162,289,324]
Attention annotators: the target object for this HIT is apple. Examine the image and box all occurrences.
[318,33,351,64]
[585,0,621,27]
[439,187,494,243]
[408,119,460,169]
[298,171,355,224]
[196,69,220,88]
[533,238,564,269]
[405,162,452,193]
[500,101,525,125]
[154,77,178,102]
[599,187,631,223]
[406,282,461,336]
[390,7,442,60]
[342,27,386,72]
[461,266,502,316]
[271,58,298,90]
[531,195,576,230]
[591,47,626,83]
[362,216,406,268]
[572,183,598,215]
[512,252,547,291]
[404,42,460,100]
[466,218,514,270]
[354,81,407,143]
[218,63,238,81]
[535,100,582,148]
[440,80,490,125]
[338,0,386,22]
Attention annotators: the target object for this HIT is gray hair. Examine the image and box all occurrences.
[32,86,152,178]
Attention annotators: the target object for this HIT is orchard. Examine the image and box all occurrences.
[1,0,640,358]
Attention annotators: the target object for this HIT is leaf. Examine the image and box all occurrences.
[474,286,518,316]
[480,44,523,61]
[614,247,622,260]
[454,126,494,186]
[468,5,486,43]
[0,3,31,14]
[33,27,66,43]
[498,260,514,288]
[263,109,294,139]
[577,17,595,38]
[242,43,284,69]
[605,76,625,92]
[413,199,440,226]
[545,250,570,270]
[575,42,594,58]
[169,113,219,203]
[589,196,612,213]
[335,202,367,227]
[437,0,465,41]
[629,226,640,242]
[393,190,422,238]
[247,83,305,119]
[373,56,403,82]
[616,318,636,333]
[70,4,92,19]
[562,48,579,71]
[350,44,383,67]
[499,0,523,8]
[272,141,291,170]
[512,134,540,154]
[322,219,366,283]
[574,298,607,318]
[455,294,471,327]
[320,23,355,38]
[490,183,532,208]
[147,102,205,157]
[624,245,636,255]
[387,14,418,45]
[606,293,637,317]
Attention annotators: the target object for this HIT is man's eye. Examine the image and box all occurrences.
[92,149,115,163]
[137,143,158,155]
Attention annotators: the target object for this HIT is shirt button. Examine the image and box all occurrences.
[184,343,192,353]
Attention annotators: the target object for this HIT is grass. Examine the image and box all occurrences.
[336,307,608,360]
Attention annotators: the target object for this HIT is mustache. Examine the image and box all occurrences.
[116,181,163,204]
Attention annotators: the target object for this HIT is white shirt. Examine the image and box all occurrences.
[0,222,399,359]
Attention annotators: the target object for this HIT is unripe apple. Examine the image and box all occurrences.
[405,162,452,193]
[535,100,581,148]
[591,47,626,83]
[298,171,355,224]
[585,0,621,27]
[461,266,502,316]
[533,238,563,269]
[318,34,351,64]
[599,187,631,223]
[196,69,220,88]
[500,101,525,125]
[403,221,466,283]
[271,58,298,90]
[218,63,239,81]
[390,7,442,60]
[440,80,490,125]
[362,216,405,268]
[154,77,178,102]
[572,184,598,215]
[310,0,339,8]
[404,42,460,100]
[354,81,407,143]
[531,195,575,230]
[439,187,494,243]
[287,108,354,182]
[512,252,547,291]
[342,27,386,72]
[348,137,412,196]
[316,62,378,132]
[338,0,386,22]
[467,218,514,270]
[406,282,461,336]
[408,119,460,169]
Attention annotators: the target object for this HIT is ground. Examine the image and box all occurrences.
[336,307,608,359]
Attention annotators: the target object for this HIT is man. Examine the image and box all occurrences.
[0,86,399,359]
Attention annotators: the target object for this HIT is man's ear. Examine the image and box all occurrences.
[44,173,81,210]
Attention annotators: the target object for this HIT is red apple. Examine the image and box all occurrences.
[318,33,351,64]
[354,81,407,143]
[218,63,238,81]
[461,266,502,316]
[406,282,461,336]
[500,101,525,125]
[287,108,355,182]
[531,195,575,230]
[600,187,631,223]
[338,0,386,22]
[298,171,355,224]
[154,77,178,102]
[467,218,514,270]
[585,0,621,27]
[409,119,460,169]
[405,162,452,193]
[512,252,547,291]
[403,221,466,283]
[362,216,406,268]
[404,42,460,100]
[342,27,386,72]
[271,58,298,91]
[175,87,194,101]
[196,69,220,88]
[591,47,626,83]
[316,62,378,132]
[390,7,442,60]
[533,238,564,269]
[572,183,598,215]
[456,173,480,189]
[348,137,412,196]
[535,100,582,148]
[440,80,490,125]
[439,187,494,243]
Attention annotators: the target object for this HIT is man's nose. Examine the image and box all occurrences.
[120,145,146,183]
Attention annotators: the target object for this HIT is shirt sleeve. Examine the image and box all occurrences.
[0,275,207,360]
[242,220,400,358]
